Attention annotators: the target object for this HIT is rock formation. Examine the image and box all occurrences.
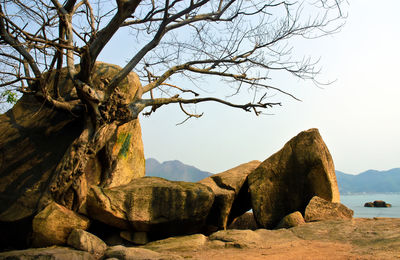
[87,177,214,238]
[0,126,354,254]
[364,200,392,208]
[199,160,260,230]
[0,63,145,248]
[248,128,340,229]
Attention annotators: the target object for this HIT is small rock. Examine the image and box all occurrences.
[31,202,90,247]
[276,211,305,229]
[364,202,374,207]
[305,196,353,222]
[67,229,107,258]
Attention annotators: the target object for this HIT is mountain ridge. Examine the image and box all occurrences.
[145,158,400,194]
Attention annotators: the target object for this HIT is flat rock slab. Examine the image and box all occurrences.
[104,245,182,260]
[0,246,95,260]
[142,234,207,252]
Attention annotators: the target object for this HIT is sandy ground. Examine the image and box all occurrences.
[156,218,400,260]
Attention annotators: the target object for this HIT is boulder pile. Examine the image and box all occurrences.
[0,127,354,258]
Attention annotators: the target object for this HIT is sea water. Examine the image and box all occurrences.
[341,193,400,218]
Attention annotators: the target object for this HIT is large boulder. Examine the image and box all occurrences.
[304,196,353,222]
[199,160,260,230]
[0,62,145,224]
[87,177,214,237]
[31,202,90,247]
[248,128,340,229]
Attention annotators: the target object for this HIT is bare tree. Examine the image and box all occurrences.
[0,0,345,210]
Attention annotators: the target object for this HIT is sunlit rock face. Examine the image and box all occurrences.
[0,62,145,223]
[248,128,340,229]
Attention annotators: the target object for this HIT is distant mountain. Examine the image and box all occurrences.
[336,168,400,194]
[146,158,400,194]
[145,158,212,182]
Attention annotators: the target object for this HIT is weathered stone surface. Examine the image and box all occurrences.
[199,161,260,230]
[32,202,90,247]
[276,211,305,229]
[102,119,145,189]
[87,177,214,236]
[104,245,182,260]
[67,229,107,258]
[120,231,149,245]
[0,62,144,223]
[305,196,353,222]
[228,212,258,230]
[248,128,340,229]
[0,246,95,260]
[143,234,207,252]
[209,228,298,248]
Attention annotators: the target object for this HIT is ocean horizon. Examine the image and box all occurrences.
[341,193,400,218]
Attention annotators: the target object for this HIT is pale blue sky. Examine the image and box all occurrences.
[104,0,400,174]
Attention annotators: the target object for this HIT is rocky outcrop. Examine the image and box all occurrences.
[31,202,90,247]
[276,211,305,229]
[87,177,214,237]
[364,200,392,207]
[0,62,145,223]
[305,196,353,222]
[199,160,260,230]
[248,128,340,229]
[67,229,107,258]
[104,245,182,260]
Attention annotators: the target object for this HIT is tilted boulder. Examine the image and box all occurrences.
[67,229,107,258]
[305,196,353,222]
[31,202,90,247]
[0,62,145,224]
[87,177,214,237]
[199,160,260,230]
[248,128,340,229]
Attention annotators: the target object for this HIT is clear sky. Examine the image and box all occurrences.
[106,0,400,174]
